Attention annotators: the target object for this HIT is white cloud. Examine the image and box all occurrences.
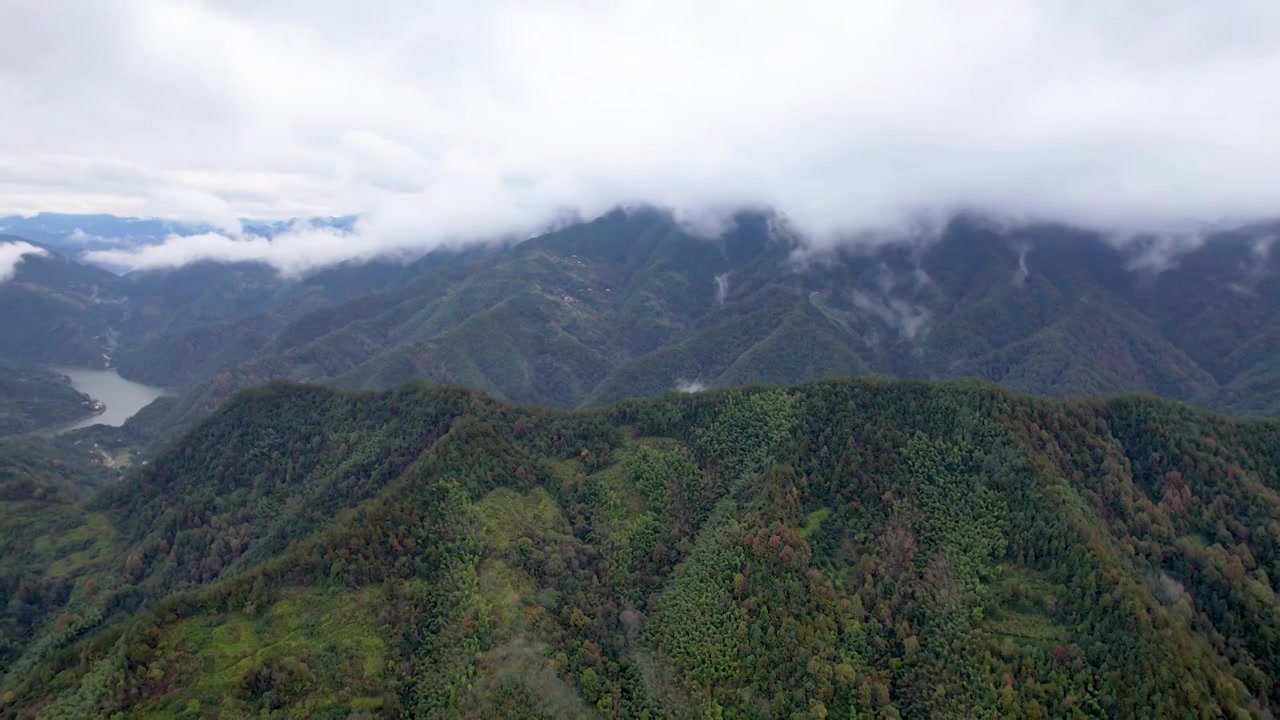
[0,241,46,282]
[675,379,708,393]
[714,273,730,305]
[3,1,1280,271]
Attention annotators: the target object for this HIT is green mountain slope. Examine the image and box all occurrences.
[3,378,1279,718]
[958,297,1218,399]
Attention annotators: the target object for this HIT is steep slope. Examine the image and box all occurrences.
[957,297,1218,399]
[3,379,1279,718]
[0,432,121,672]
[112,258,414,387]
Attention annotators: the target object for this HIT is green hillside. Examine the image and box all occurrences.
[3,378,1279,718]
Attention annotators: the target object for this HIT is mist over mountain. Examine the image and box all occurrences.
[4,208,1280,452]
[0,239,45,283]
[0,213,359,273]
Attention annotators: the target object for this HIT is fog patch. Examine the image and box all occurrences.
[852,290,931,341]
[1124,232,1207,274]
[849,264,931,341]
[1227,282,1258,298]
[83,220,460,277]
[1012,245,1030,286]
[0,241,47,282]
[1155,571,1189,606]
[713,273,730,305]
[675,378,708,393]
[1252,234,1277,260]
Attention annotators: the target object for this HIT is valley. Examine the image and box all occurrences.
[46,367,169,433]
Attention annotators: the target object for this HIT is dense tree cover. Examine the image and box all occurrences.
[1,377,1278,718]
[10,212,1280,463]
[0,362,98,436]
[0,434,119,673]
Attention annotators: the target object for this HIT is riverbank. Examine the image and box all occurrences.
[0,360,106,436]
[47,366,172,432]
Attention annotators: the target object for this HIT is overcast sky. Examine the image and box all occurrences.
[3,1,1279,272]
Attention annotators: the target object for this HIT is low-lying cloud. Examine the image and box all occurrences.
[675,379,708,394]
[0,241,46,282]
[713,274,730,306]
[83,222,423,277]
[4,1,1280,272]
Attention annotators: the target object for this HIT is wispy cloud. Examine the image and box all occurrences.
[714,273,730,305]
[675,379,708,393]
[0,241,46,282]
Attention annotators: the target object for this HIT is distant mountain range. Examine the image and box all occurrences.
[2,209,1280,446]
[0,212,357,262]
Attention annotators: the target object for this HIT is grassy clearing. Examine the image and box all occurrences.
[593,460,648,517]
[135,586,388,719]
[800,506,832,539]
[478,558,536,636]
[474,486,569,553]
[42,512,115,577]
[984,610,1067,650]
[981,566,1070,650]
[548,457,586,492]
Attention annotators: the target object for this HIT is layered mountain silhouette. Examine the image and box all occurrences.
[3,210,1280,445]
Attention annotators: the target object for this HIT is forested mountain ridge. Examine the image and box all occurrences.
[6,211,1280,452]
[3,377,1279,718]
[123,211,1280,448]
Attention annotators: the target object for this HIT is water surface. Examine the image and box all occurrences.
[50,366,171,431]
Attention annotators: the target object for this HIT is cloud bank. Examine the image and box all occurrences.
[0,241,46,282]
[4,1,1280,272]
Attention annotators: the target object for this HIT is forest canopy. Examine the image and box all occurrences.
[2,377,1279,718]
